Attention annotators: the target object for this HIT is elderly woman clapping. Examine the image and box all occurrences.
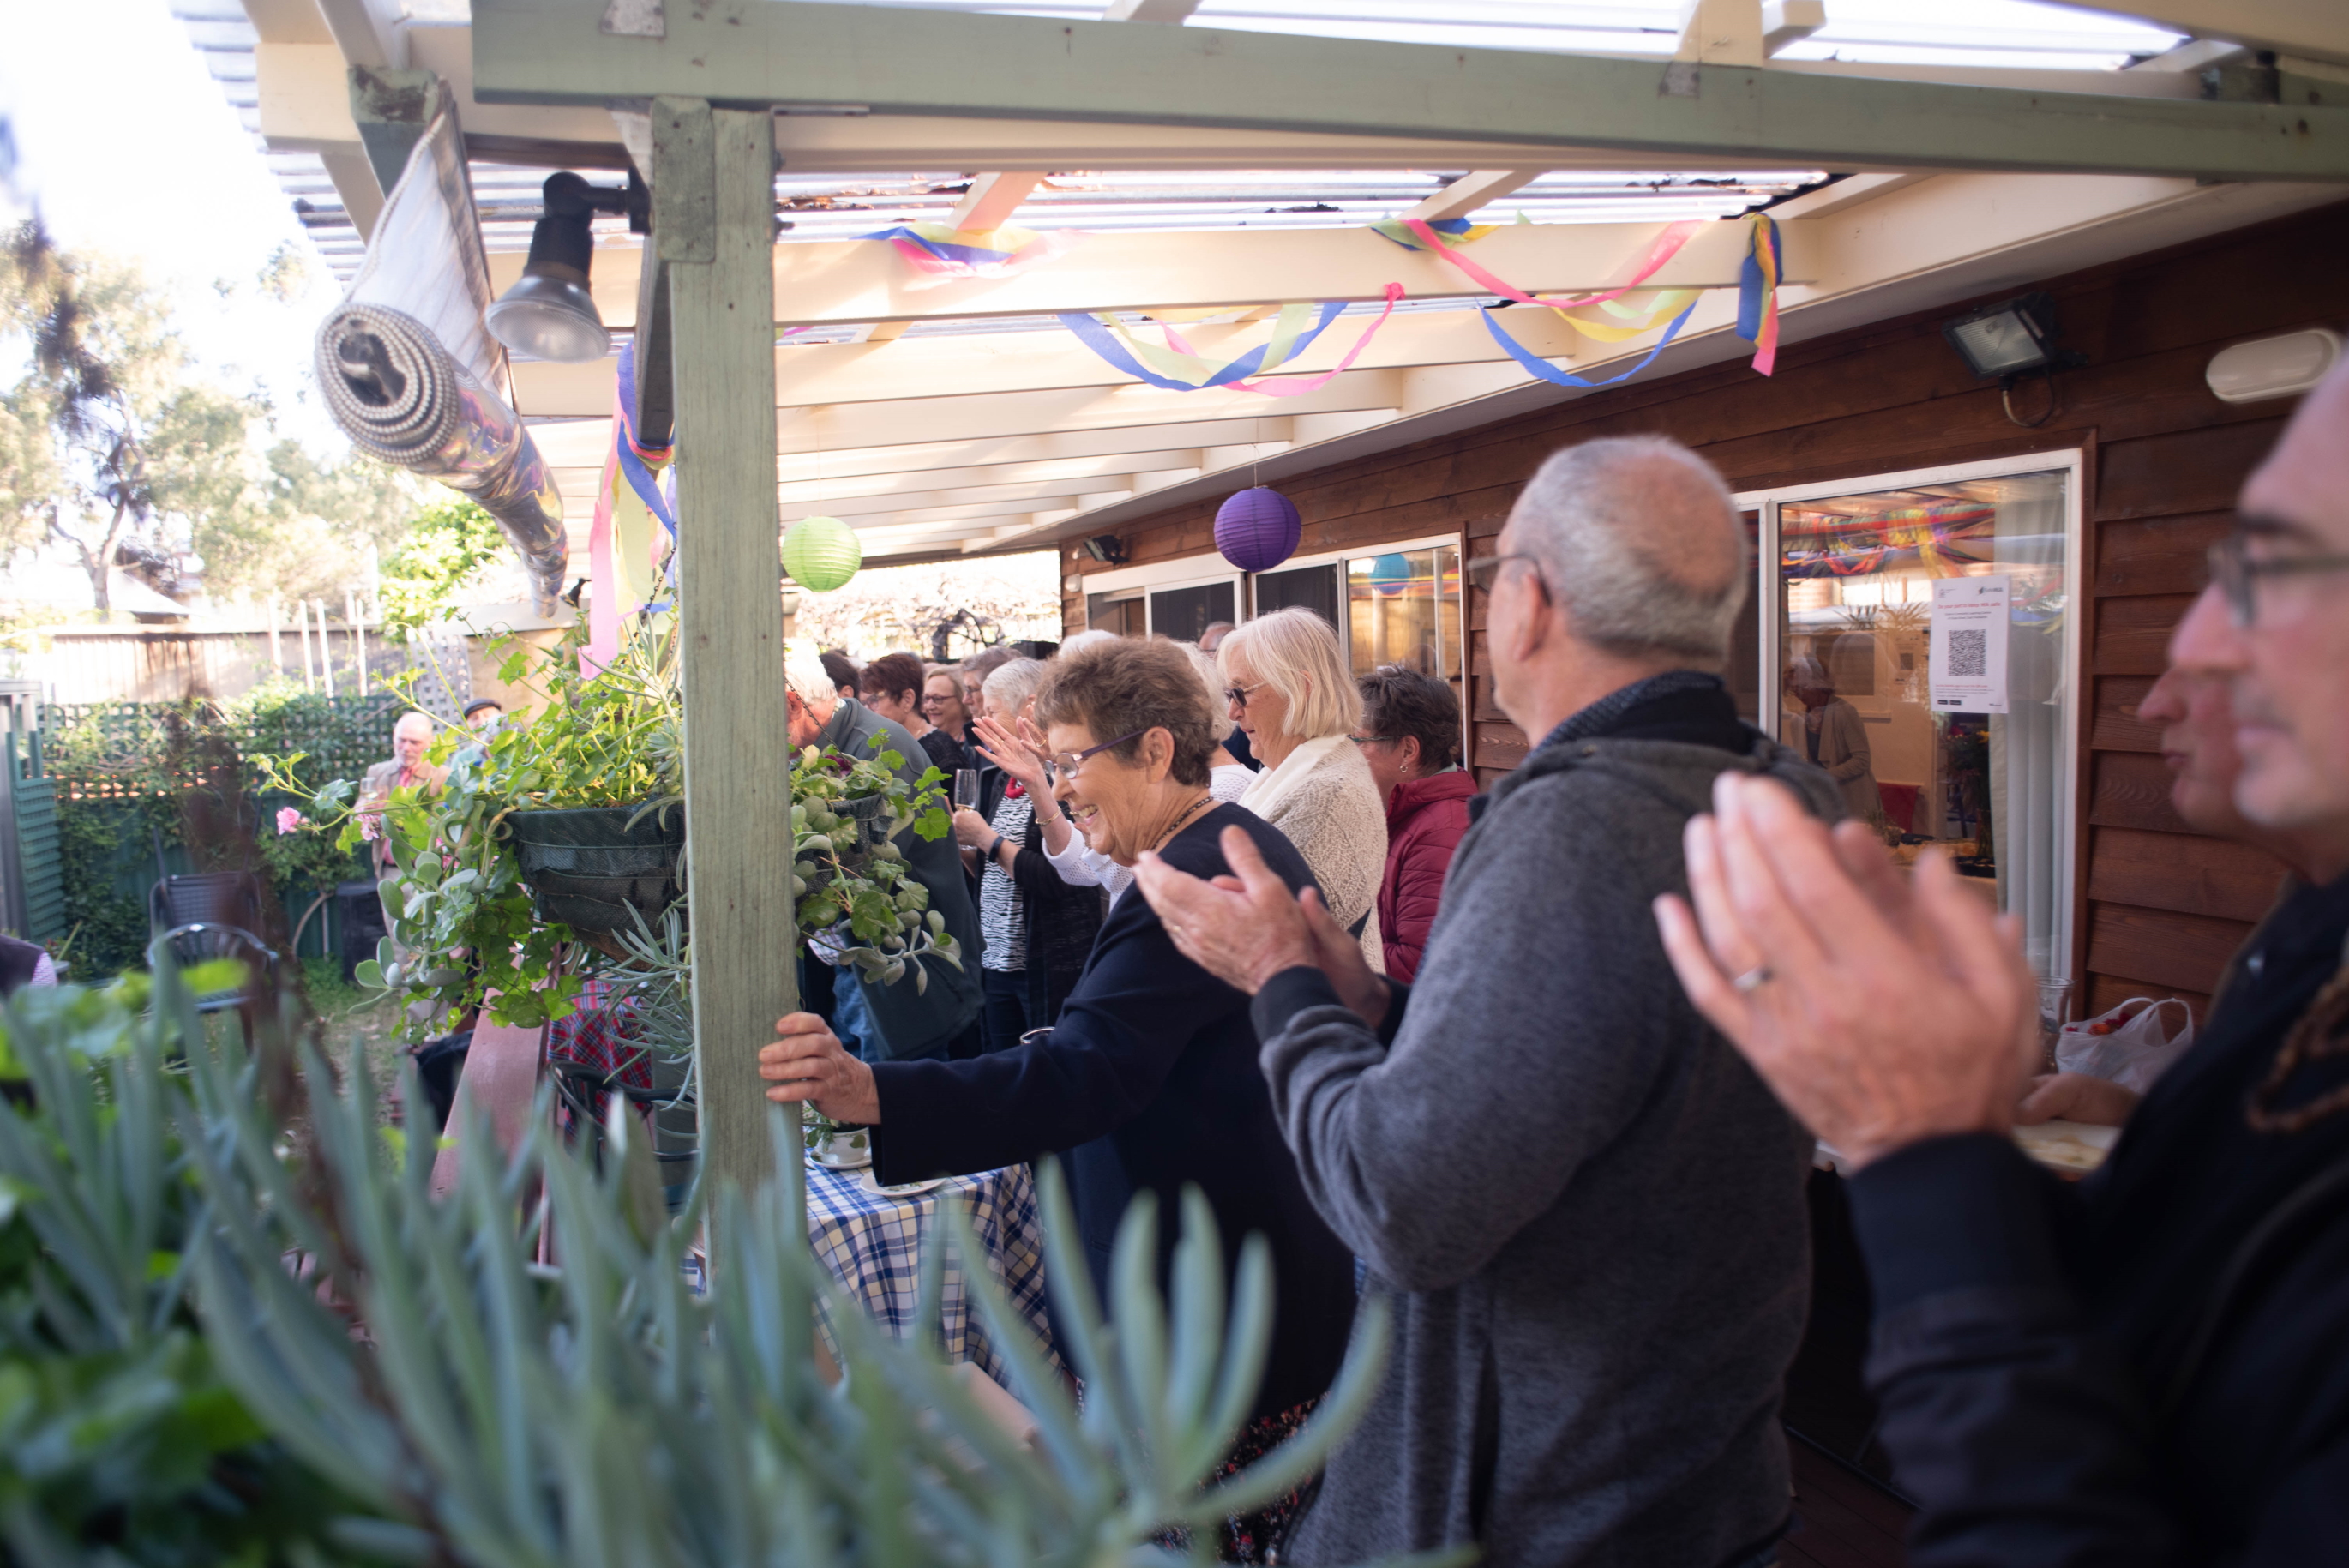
[1218,607,1390,970]
[759,638,1356,1449]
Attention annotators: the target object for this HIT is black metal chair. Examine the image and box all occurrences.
[150,870,265,938]
[147,922,282,1014]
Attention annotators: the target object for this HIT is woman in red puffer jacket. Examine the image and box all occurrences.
[1355,666,1478,984]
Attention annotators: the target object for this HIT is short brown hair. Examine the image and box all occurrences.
[861,652,925,708]
[1034,637,1215,786]
[1360,665,1462,772]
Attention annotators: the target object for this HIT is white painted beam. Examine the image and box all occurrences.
[1403,169,1546,223]
[1677,0,1763,67]
[317,147,387,241]
[493,219,1802,333]
[1102,0,1201,21]
[770,114,1859,175]
[775,451,1204,502]
[947,172,1046,231]
[255,40,363,151]
[1761,0,1825,57]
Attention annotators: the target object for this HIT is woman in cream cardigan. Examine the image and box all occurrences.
[1217,607,1390,971]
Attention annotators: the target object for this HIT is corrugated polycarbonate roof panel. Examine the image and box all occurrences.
[172,0,2186,280]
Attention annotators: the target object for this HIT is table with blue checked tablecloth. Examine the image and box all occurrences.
[801,1157,1062,1385]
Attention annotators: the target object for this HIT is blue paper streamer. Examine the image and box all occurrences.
[1736,217,1783,345]
[1055,301,1349,391]
[1476,297,1701,388]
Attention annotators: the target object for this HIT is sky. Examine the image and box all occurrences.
[0,0,346,448]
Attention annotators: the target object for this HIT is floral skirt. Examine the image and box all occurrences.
[1154,1397,1320,1565]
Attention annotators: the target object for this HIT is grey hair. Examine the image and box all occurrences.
[1057,628,1119,656]
[982,657,1049,716]
[783,649,843,718]
[1510,435,1748,669]
[394,710,436,737]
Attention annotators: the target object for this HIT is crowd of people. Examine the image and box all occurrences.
[753,357,2349,1567]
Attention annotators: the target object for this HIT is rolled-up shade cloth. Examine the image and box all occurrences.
[317,303,568,616]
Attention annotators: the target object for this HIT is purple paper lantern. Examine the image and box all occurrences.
[1214,487,1302,574]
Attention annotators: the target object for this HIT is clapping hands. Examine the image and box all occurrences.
[1651,772,2040,1170]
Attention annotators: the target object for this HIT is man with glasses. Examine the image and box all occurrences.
[1649,358,2349,1565]
[1135,436,1846,1567]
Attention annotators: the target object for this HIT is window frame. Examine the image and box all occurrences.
[1736,449,2086,984]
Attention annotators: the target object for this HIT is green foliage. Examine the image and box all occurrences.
[0,983,388,1561]
[264,623,953,1039]
[0,970,1410,1567]
[375,500,511,644]
[41,690,392,976]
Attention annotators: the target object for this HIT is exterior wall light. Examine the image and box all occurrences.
[486,171,643,363]
[1941,291,2083,429]
[2206,328,2342,405]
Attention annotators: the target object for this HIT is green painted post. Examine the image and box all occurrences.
[654,99,794,1196]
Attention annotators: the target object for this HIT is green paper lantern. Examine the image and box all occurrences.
[783,514,862,592]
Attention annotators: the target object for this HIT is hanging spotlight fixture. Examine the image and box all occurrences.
[485,171,645,363]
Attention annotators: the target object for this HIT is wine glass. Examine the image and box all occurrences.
[952,769,980,812]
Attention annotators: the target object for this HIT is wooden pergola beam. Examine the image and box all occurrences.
[470,0,2349,182]
[652,98,794,1196]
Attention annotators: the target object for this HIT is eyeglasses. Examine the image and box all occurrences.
[1223,680,1270,710]
[1465,552,1549,597]
[1044,727,1148,782]
[2207,532,2349,627]
[1350,734,1402,747]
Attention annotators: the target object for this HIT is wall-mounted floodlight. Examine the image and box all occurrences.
[1941,291,2082,428]
[485,171,643,363]
[1942,292,2064,380]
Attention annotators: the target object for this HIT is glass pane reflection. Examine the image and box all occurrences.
[1776,472,2070,978]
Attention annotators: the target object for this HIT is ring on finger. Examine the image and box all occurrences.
[1732,964,1774,994]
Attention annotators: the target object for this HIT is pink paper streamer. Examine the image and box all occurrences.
[583,384,623,674]
[1403,218,1703,310]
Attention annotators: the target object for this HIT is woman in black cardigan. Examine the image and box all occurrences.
[759,640,1356,1520]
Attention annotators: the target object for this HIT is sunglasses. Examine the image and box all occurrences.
[2207,531,2349,628]
[1223,680,1269,710]
[1044,727,1148,782]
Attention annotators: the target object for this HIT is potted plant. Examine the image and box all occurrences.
[256,622,958,1042]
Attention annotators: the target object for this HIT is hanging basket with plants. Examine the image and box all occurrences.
[256,620,958,1042]
[505,799,686,934]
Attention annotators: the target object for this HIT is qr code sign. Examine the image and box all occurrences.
[1947,628,1987,678]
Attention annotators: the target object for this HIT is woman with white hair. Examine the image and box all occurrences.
[952,658,1105,1049]
[1217,608,1388,970]
[978,639,1253,910]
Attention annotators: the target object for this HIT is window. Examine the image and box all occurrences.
[1345,545,1463,684]
[1084,591,1144,638]
[1752,457,2081,984]
[1147,580,1235,641]
[1254,562,1340,625]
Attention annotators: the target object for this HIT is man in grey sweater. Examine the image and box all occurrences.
[1136,436,1841,1567]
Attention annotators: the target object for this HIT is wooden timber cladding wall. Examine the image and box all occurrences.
[1066,196,2349,1022]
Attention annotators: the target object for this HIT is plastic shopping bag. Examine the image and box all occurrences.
[2056,996,2195,1093]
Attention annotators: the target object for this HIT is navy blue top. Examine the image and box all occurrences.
[870,802,1357,1417]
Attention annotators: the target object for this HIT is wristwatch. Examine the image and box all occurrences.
[988,834,1006,858]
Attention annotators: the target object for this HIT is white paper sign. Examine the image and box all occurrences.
[1930,574,2010,715]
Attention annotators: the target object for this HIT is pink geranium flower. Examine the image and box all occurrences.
[275,807,308,835]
